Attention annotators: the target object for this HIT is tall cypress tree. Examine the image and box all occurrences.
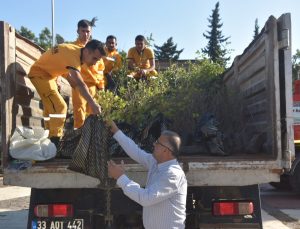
[202,2,230,67]
[253,18,260,40]
[154,37,184,60]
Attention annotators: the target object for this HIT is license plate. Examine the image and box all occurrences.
[32,219,84,229]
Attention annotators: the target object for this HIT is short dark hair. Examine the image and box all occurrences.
[77,17,97,29]
[106,35,117,41]
[85,39,106,56]
[161,130,181,157]
[135,35,145,42]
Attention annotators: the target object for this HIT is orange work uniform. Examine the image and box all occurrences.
[28,43,82,137]
[127,47,158,79]
[72,39,105,128]
[103,47,122,75]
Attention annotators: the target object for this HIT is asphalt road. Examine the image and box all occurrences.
[0,178,299,229]
[260,183,300,229]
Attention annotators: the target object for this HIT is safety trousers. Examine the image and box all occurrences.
[29,76,67,137]
[72,85,97,129]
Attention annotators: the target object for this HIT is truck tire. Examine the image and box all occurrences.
[290,162,300,194]
[269,174,291,190]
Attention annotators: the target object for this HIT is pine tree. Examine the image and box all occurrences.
[37,27,52,50]
[146,33,155,47]
[201,2,230,67]
[36,28,65,50]
[56,34,65,45]
[18,26,37,43]
[18,26,65,50]
[253,18,260,39]
[154,37,184,60]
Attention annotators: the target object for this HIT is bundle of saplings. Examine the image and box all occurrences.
[96,60,244,156]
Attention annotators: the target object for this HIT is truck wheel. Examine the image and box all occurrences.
[269,174,291,190]
[290,162,300,194]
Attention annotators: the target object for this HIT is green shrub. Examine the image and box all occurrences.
[96,59,241,136]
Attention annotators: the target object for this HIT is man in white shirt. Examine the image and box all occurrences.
[107,121,187,229]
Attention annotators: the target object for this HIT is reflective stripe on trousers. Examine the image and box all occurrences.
[29,76,67,137]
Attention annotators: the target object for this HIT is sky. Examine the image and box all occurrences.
[0,0,299,63]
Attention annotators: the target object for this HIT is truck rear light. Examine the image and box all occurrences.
[34,204,74,217]
[294,125,300,143]
[213,201,253,216]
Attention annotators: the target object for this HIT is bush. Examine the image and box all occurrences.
[96,59,242,138]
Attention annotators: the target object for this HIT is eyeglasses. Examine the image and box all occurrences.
[154,140,174,153]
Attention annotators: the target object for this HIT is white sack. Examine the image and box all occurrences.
[9,126,56,161]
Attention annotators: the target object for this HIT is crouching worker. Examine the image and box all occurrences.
[107,120,187,229]
[28,39,106,146]
[127,35,158,80]
[103,35,122,90]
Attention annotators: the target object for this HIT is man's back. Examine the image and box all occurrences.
[29,43,81,79]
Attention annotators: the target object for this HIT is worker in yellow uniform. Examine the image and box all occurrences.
[103,35,122,90]
[28,40,106,146]
[71,18,106,129]
[127,35,158,80]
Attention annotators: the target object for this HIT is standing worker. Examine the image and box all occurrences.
[107,120,187,229]
[28,39,106,146]
[127,35,158,80]
[72,18,106,129]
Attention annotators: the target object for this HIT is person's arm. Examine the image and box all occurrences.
[66,68,101,114]
[143,58,155,73]
[127,48,136,71]
[107,120,154,168]
[139,58,155,77]
[112,54,122,72]
[127,58,136,70]
[117,171,180,207]
[113,130,154,168]
[140,49,156,75]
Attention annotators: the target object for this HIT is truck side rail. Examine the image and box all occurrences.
[0,21,71,169]
[223,13,293,170]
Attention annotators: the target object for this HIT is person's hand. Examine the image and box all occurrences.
[105,120,119,134]
[107,160,125,179]
[56,78,62,92]
[141,69,148,76]
[138,69,147,76]
[90,102,101,114]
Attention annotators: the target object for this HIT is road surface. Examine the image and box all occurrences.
[0,178,299,228]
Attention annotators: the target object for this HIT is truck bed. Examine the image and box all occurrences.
[3,152,282,188]
[1,13,294,188]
